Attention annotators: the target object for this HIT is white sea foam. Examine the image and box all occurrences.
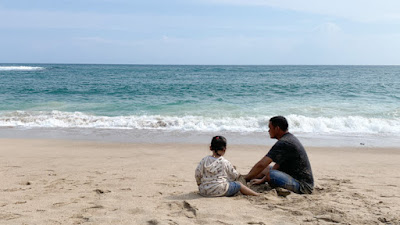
[0,111,399,136]
[0,66,44,71]
[286,114,400,135]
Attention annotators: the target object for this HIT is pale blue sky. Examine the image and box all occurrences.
[1,0,400,64]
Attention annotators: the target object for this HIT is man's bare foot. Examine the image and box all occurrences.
[275,187,291,197]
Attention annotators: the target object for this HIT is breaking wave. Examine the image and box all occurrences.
[0,66,45,71]
[0,111,399,135]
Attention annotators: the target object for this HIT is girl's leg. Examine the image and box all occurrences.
[239,183,260,196]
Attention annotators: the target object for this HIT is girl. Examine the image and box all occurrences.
[195,136,259,197]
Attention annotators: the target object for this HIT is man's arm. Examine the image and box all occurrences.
[244,156,273,181]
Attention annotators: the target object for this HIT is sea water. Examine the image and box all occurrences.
[0,64,399,147]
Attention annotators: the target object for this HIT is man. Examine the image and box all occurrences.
[245,116,314,194]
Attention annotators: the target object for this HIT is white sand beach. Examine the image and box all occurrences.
[1,138,400,224]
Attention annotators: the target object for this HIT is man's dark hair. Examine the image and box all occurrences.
[270,116,288,131]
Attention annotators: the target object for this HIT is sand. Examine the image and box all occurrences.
[1,138,400,225]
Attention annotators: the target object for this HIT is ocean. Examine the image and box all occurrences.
[0,64,399,147]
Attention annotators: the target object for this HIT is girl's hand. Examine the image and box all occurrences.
[250,178,264,185]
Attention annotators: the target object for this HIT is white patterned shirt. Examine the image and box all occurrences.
[195,155,240,197]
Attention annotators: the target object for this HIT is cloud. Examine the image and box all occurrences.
[203,0,400,23]
[162,35,169,41]
[74,37,116,44]
[313,22,342,34]
[0,8,194,32]
[0,9,109,29]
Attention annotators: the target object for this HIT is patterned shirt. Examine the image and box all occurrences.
[195,155,239,197]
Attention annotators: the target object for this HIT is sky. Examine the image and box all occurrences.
[1,0,400,65]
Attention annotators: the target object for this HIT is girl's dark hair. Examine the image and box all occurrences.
[211,136,227,151]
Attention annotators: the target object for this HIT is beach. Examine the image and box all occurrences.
[1,138,399,225]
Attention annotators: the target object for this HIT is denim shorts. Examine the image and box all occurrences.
[225,181,241,197]
[269,170,301,194]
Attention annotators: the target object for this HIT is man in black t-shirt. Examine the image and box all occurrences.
[244,116,314,194]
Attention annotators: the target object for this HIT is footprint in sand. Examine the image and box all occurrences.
[147,218,179,224]
[88,205,104,209]
[2,188,19,192]
[314,214,343,223]
[14,201,27,205]
[0,213,22,220]
[129,207,146,215]
[94,171,106,175]
[71,214,91,223]
[94,189,111,194]
[147,219,159,225]
[120,188,132,191]
[52,202,69,208]
[17,181,32,186]
[117,176,136,181]
[158,200,198,219]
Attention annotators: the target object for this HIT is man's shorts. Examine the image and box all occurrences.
[269,170,301,194]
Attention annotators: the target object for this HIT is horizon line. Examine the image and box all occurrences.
[1,62,400,66]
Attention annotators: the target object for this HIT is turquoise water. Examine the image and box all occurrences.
[0,64,399,138]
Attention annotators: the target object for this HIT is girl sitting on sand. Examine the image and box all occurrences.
[195,136,259,197]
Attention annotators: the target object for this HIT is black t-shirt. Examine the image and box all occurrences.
[266,133,314,194]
